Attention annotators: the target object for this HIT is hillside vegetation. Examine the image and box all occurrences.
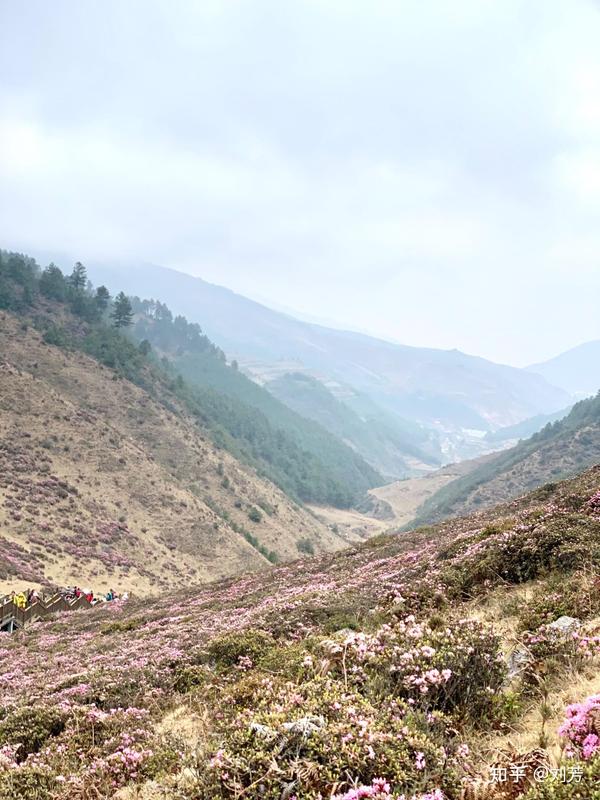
[0,250,382,509]
[411,393,600,526]
[0,252,366,594]
[266,371,442,477]
[130,297,383,507]
[1,468,600,798]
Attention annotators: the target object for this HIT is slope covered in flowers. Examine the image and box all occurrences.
[1,467,600,799]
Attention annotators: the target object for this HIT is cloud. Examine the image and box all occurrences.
[0,0,599,365]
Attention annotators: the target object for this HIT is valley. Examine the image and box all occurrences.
[2,6,600,797]
[0,306,347,595]
[368,456,493,528]
[1,249,599,800]
[88,261,572,464]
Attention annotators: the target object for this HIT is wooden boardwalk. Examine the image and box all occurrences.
[0,593,92,632]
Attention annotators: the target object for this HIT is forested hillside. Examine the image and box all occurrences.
[130,297,383,506]
[0,251,382,509]
[266,371,441,477]
[411,392,600,525]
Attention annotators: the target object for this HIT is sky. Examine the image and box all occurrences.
[1,0,599,366]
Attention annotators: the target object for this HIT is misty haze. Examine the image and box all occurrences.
[1,2,599,799]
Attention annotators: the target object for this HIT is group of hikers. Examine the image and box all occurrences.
[3,586,128,609]
[61,586,129,605]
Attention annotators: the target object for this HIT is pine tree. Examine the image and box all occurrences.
[111,292,134,328]
[70,261,87,291]
[39,264,67,301]
[95,285,111,312]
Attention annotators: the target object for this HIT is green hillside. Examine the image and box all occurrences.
[129,298,384,507]
[266,371,442,477]
[410,392,600,525]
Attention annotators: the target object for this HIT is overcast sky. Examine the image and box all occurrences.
[1,1,599,366]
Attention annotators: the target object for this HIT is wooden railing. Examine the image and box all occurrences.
[0,593,92,633]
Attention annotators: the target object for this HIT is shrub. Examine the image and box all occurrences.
[257,498,276,516]
[558,694,600,760]
[247,506,262,523]
[173,664,210,693]
[42,324,69,348]
[208,628,276,670]
[518,572,600,631]
[519,624,600,684]
[194,674,462,799]
[297,537,315,555]
[0,767,57,800]
[319,616,507,722]
[0,707,65,760]
[100,616,146,635]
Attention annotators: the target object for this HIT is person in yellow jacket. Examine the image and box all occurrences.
[14,592,27,609]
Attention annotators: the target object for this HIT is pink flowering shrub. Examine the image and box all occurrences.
[558,694,600,760]
[0,702,180,799]
[521,624,600,681]
[525,694,600,798]
[585,491,600,515]
[321,616,505,719]
[332,778,445,799]
[194,672,462,799]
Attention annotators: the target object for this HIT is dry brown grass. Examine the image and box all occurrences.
[462,582,600,774]
[369,458,487,528]
[0,311,353,594]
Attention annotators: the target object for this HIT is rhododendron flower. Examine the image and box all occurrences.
[558,693,600,760]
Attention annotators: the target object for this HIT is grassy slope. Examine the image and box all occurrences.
[1,252,383,510]
[411,393,600,526]
[0,309,358,595]
[1,467,599,798]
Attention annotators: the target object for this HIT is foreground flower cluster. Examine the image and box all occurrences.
[0,470,599,798]
[559,694,600,760]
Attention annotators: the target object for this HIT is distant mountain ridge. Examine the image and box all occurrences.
[484,405,572,444]
[88,261,571,436]
[528,339,600,398]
